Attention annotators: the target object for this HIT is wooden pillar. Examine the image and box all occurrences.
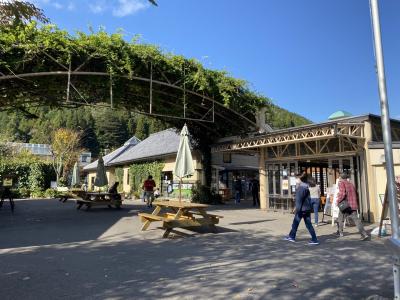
[259,148,268,210]
[362,121,374,222]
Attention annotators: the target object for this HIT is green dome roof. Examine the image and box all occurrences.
[328,110,353,120]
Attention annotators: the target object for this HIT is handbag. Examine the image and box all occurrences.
[338,182,352,213]
[338,199,351,213]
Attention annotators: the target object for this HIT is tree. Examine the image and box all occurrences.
[134,115,150,140]
[51,128,81,184]
[0,0,49,26]
[92,106,129,150]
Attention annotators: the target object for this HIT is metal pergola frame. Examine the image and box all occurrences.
[0,47,257,133]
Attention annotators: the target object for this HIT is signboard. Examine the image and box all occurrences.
[172,183,193,190]
[282,179,289,191]
[3,178,12,187]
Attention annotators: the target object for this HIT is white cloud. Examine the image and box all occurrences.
[67,2,75,11]
[53,2,63,9]
[89,1,107,14]
[112,0,148,17]
[22,0,148,16]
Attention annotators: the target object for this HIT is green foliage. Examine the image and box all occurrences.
[44,188,61,198]
[266,104,310,129]
[191,185,222,204]
[30,188,45,198]
[128,161,164,194]
[0,22,266,137]
[114,167,124,193]
[92,106,130,149]
[0,106,168,160]
[0,1,49,26]
[0,152,55,198]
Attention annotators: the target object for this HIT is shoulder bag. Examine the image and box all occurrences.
[338,183,351,213]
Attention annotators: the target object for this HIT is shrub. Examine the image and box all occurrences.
[191,185,222,204]
[17,187,30,198]
[0,156,55,196]
[44,188,60,198]
[30,188,45,199]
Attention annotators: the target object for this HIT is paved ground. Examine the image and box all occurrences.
[0,198,394,300]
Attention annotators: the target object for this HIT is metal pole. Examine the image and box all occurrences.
[150,62,153,114]
[110,72,113,108]
[66,59,71,102]
[370,0,399,238]
[370,0,400,298]
[183,65,186,118]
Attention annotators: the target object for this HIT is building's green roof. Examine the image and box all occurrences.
[328,110,353,120]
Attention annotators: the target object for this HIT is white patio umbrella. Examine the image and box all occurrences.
[71,162,80,187]
[174,124,194,202]
[94,156,108,188]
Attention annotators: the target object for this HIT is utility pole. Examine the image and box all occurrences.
[369,0,400,298]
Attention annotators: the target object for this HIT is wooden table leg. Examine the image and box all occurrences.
[197,208,217,232]
[141,206,162,231]
[162,229,172,238]
[10,197,14,213]
[162,208,184,238]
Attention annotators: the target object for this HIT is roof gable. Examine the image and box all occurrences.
[109,129,181,165]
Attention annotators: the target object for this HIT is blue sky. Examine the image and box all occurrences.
[31,0,400,123]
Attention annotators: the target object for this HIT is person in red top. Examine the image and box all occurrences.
[142,175,156,208]
[336,172,369,240]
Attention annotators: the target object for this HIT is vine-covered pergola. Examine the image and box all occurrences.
[0,23,269,139]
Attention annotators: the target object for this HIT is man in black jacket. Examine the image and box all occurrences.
[249,177,260,207]
[284,172,319,245]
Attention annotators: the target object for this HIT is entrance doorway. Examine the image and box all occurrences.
[266,156,360,211]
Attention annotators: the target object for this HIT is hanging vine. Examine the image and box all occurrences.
[114,167,124,193]
[128,161,165,194]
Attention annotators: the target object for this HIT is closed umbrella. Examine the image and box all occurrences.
[94,156,108,187]
[71,162,80,187]
[174,124,194,202]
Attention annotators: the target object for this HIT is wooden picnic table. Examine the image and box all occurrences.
[138,200,223,238]
[78,192,122,210]
[58,190,123,210]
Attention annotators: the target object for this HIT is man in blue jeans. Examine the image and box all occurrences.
[284,172,319,245]
[234,177,242,204]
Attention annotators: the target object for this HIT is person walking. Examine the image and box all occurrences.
[335,172,369,240]
[234,177,242,204]
[249,177,260,207]
[284,172,319,245]
[308,177,321,226]
[142,175,156,208]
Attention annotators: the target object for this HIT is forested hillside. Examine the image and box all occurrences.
[0,106,167,157]
[0,104,310,158]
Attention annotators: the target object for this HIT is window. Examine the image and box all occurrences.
[126,172,130,185]
[223,153,232,163]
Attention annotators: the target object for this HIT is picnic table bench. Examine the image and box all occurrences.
[138,200,223,238]
[58,189,123,211]
[79,192,123,210]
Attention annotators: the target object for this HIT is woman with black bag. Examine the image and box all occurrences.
[336,172,369,241]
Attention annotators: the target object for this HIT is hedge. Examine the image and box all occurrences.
[0,159,55,197]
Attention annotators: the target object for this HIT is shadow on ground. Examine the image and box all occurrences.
[0,198,394,300]
[0,199,144,248]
